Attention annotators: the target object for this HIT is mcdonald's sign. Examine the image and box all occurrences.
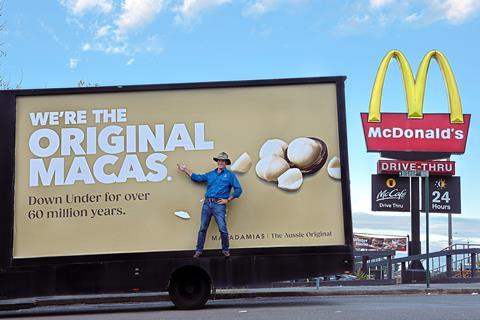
[361,50,471,159]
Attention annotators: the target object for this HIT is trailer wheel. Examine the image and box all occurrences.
[168,268,211,310]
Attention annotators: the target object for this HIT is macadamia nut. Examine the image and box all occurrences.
[231,152,252,173]
[286,137,322,169]
[277,168,303,190]
[259,139,288,159]
[174,211,191,220]
[327,156,341,180]
[255,156,290,182]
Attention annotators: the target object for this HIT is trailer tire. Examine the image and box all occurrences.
[168,268,211,310]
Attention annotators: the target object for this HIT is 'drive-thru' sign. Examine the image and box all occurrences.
[361,50,471,159]
[378,160,455,175]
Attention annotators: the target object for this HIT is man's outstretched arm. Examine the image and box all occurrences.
[177,163,208,182]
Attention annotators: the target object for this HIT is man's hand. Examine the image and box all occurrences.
[177,163,187,172]
[217,197,234,205]
[177,163,193,177]
[216,199,229,205]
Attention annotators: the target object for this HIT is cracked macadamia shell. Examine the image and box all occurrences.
[327,156,341,180]
[286,137,322,169]
[277,168,303,190]
[255,156,290,182]
[231,152,252,173]
[259,139,288,159]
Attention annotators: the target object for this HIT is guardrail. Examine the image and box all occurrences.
[359,248,479,282]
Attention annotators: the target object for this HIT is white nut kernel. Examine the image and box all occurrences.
[277,168,303,190]
[286,137,321,169]
[327,156,341,180]
[174,211,191,220]
[255,156,290,182]
[231,152,252,173]
[259,139,288,159]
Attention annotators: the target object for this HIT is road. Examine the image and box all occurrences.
[4,294,480,320]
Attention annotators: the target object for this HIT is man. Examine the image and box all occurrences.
[177,152,242,258]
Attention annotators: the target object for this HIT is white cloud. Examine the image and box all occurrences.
[39,21,69,50]
[428,0,480,24]
[343,0,480,31]
[60,0,167,60]
[96,25,112,37]
[82,43,92,51]
[69,58,79,69]
[65,16,85,29]
[369,0,395,9]
[116,0,166,34]
[174,0,231,26]
[81,35,163,56]
[142,35,164,53]
[244,0,277,16]
[404,12,423,23]
[337,13,372,33]
[60,0,113,16]
[81,42,128,55]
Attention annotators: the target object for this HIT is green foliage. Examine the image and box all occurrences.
[354,270,369,280]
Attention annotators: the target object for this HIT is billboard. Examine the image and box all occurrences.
[13,79,349,258]
[354,234,407,251]
[361,50,470,158]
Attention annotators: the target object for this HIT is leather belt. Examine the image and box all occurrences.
[205,198,223,202]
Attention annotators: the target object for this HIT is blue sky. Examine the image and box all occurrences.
[2,0,480,250]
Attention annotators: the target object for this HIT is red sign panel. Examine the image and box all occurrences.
[361,113,470,154]
[378,160,455,175]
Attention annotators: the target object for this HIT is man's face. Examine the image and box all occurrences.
[217,160,226,170]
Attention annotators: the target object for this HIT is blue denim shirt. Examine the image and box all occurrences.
[191,168,242,199]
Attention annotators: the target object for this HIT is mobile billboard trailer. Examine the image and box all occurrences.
[0,77,353,309]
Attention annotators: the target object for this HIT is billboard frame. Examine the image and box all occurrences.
[0,76,353,271]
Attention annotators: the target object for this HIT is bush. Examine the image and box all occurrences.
[354,270,369,280]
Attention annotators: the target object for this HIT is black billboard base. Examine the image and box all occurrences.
[408,259,425,270]
[402,268,426,283]
[401,259,426,283]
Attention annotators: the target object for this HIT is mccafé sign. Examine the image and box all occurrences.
[361,50,471,158]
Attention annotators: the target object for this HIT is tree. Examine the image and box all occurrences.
[0,1,21,89]
[0,2,22,89]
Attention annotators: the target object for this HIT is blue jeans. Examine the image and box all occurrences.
[196,202,229,253]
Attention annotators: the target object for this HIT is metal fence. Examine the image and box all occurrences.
[355,244,480,283]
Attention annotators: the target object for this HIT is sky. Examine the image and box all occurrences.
[2,0,480,252]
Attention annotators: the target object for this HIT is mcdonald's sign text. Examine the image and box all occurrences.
[363,50,471,157]
[362,113,470,153]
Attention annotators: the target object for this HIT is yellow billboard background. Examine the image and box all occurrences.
[14,83,346,258]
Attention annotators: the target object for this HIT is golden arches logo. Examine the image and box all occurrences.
[368,50,463,124]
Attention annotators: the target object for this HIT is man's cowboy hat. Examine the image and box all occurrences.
[213,152,231,165]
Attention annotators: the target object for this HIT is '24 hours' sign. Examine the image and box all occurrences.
[421,176,461,214]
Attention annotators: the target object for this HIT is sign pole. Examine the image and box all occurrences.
[448,213,453,247]
[425,173,430,288]
[410,177,422,266]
